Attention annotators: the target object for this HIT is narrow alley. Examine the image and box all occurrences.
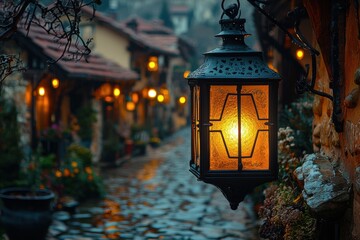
[49,127,259,240]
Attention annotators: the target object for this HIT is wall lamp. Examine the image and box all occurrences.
[187,0,280,210]
[187,0,344,210]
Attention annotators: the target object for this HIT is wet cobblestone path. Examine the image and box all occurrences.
[50,127,260,240]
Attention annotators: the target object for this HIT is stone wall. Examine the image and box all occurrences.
[304,1,360,238]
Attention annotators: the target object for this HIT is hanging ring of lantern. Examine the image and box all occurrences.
[221,0,240,20]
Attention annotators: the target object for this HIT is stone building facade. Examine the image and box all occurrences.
[304,1,360,238]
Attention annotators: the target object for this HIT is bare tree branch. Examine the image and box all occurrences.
[0,53,26,90]
[0,0,101,86]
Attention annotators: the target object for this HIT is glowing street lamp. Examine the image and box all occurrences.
[147,56,159,72]
[126,101,136,111]
[148,88,157,99]
[187,1,281,210]
[296,49,304,60]
[131,92,139,103]
[38,87,46,96]
[178,96,186,104]
[113,87,121,97]
[157,94,165,103]
[51,78,59,89]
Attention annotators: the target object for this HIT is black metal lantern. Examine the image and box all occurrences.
[187,1,281,210]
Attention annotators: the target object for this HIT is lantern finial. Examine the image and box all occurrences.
[221,0,241,20]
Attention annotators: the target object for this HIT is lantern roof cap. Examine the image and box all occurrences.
[188,17,281,80]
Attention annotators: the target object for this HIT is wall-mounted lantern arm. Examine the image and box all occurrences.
[247,0,344,132]
[247,0,312,51]
[291,8,333,101]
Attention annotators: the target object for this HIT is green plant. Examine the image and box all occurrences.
[279,94,313,155]
[51,144,104,200]
[67,143,92,166]
[0,97,22,188]
[75,105,97,142]
[19,144,104,201]
[21,150,56,191]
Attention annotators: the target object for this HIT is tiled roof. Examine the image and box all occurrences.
[18,22,139,82]
[120,17,173,35]
[82,6,180,56]
[170,5,190,14]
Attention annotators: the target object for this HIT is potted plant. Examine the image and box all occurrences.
[0,98,55,240]
[0,188,54,240]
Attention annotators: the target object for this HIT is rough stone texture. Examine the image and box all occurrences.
[345,87,360,109]
[46,128,259,240]
[344,121,360,157]
[304,1,360,237]
[295,154,350,219]
[356,167,360,194]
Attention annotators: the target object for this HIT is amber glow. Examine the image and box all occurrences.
[179,96,186,104]
[221,115,255,154]
[113,87,121,97]
[147,56,158,71]
[100,83,112,97]
[209,85,269,171]
[268,63,278,73]
[183,70,191,78]
[159,88,170,103]
[148,88,157,99]
[157,94,165,103]
[131,92,139,103]
[55,170,62,178]
[296,49,304,60]
[38,87,45,96]
[51,78,59,89]
[105,96,113,102]
[126,101,136,111]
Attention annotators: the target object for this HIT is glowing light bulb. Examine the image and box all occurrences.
[157,94,165,103]
[179,96,186,104]
[38,87,45,96]
[113,87,121,97]
[147,57,158,71]
[126,101,136,111]
[148,61,156,69]
[52,78,59,89]
[296,49,304,60]
[148,88,157,99]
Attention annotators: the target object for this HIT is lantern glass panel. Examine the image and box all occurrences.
[192,86,201,169]
[209,85,270,171]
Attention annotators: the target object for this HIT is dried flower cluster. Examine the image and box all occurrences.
[259,184,316,240]
[258,95,317,239]
[278,126,300,181]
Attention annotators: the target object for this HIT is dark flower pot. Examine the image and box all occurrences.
[0,188,55,240]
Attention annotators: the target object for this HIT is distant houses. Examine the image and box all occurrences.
[2,6,194,163]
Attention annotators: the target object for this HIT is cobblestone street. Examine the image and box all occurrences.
[50,127,260,240]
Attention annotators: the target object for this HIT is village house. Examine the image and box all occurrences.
[81,6,194,144]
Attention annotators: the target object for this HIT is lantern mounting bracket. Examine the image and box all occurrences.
[243,0,344,132]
